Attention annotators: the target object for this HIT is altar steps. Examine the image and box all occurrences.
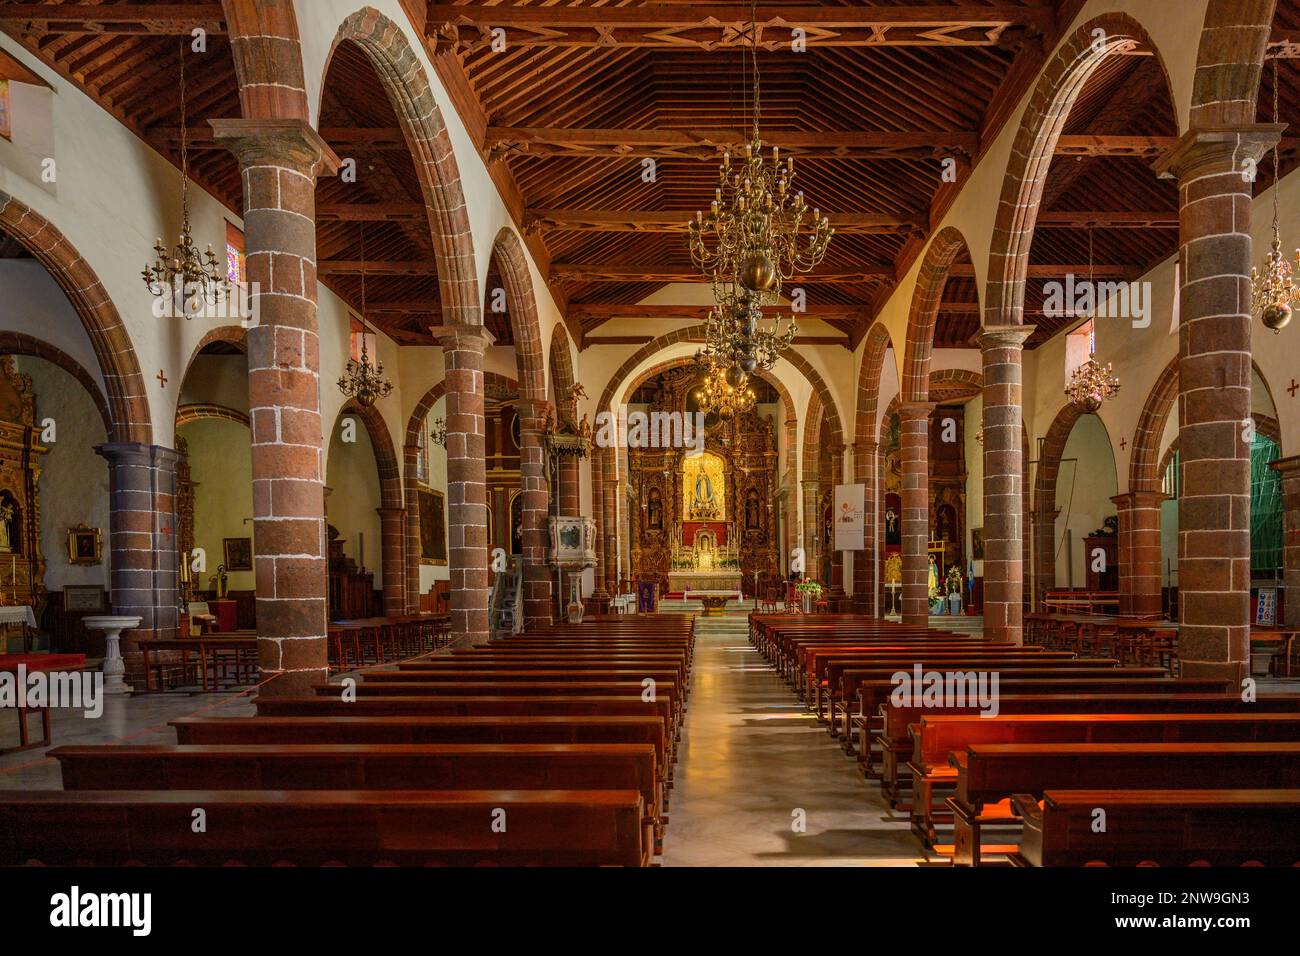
[658,597,754,615]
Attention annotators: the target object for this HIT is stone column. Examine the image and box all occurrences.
[1271,456,1300,627]
[430,324,493,645]
[829,445,846,594]
[853,439,879,615]
[1156,126,1281,681]
[979,325,1033,643]
[515,398,552,628]
[1031,507,1060,605]
[590,449,608,603]
[1112,491,1168,618]
[402,443,423,612]
[376,506,406,616]
[801,478,821,581]
[212,118,338,695]
[603,469,619,597]
[784,417,799,574]
[96,443,182,663]
[898,401,935,625]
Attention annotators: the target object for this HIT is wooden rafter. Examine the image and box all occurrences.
[551,264,892,283]
[0,4,226,36]
[486,127,980,161]
[426,4,1057,51]
[320,260,440,276]
[526,210,924,236]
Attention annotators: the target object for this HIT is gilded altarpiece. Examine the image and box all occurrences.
[627,367,779,598]
[0,356,47,606]
[880,406,967,582]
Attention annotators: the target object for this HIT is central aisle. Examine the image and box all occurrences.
[660,615,923,866]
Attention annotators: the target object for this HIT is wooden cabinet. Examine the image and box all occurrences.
[1083,535,1118,592]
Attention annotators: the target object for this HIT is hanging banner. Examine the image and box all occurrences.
[833,483,865,551]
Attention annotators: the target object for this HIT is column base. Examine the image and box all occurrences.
[1179,659,1247,684]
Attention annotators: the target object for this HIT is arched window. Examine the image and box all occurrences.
[1250,434,1282,576]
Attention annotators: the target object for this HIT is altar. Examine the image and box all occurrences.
[668,569,744,594]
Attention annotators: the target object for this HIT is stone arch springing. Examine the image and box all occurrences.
[984,13,1170,326]
[0,194,151,445]
[1190,0,1278,128]
[222,0,310,121]
[1131,355,1180,494]
[902,227,975,402]
[326,8,480,327]
[176,404,250,430]
[855,323,894,450]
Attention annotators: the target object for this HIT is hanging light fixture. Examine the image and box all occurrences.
[143,40,228,313]
[692,357,757,417]
[687,0,832,379]
[429,417,447,448]
[1064,226,1120,412]
[1251,57,1297,334]
[336,225,394,408]
[975,428,984,446]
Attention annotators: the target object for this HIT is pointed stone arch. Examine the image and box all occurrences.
[902,227,975,403]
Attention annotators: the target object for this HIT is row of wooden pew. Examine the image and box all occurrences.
[0,615,695,867]
[750,612,1300,867]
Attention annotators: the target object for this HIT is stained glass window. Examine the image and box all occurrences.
[225,221,244,284]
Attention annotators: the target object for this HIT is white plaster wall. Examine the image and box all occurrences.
[0,261,104,394]
[1051,413,1120,586]
[180,417,256,593]
[326,413,384,585]
[20,356,110,592]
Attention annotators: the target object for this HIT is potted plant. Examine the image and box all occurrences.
[928,580,946,615]
[795,580,822,614]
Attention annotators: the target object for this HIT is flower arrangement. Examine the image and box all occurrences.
[795,580,822,597]
[945,565,963,596]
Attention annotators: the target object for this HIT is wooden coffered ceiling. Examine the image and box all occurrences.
[2,1,1298,352]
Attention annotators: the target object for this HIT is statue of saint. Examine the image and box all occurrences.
[927,555,939,594]
[693,464,713,508]
[0,502,12,553]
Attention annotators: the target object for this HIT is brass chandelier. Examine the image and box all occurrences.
[693,358,757,417]
[1065,358,1120,412]
[1064,229,1120,413]
[1251,58,1297,334]
[143,41,227,312]
[687,0,832,383]
[336,225,394,409]
[429,417,447,448]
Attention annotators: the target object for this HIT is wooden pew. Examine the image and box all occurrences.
[1011,789,1300,867]
[948,741,1300,864]
[0,789,650,866]
[871,693,1300,791]
[52,742,666,853]
[907,714,1300,850]
[171,715,671,783]
[846,676,1233,777]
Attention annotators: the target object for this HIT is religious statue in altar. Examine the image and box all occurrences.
[688,458,720,520]
[0,500,13,553]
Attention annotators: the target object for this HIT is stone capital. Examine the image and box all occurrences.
[512,397,552,422]
[210,118,341,178]
[897,400,937,422]
[95,442,182,471]
[428,323,496,352]
[376,506,406,519]
[853,439,879,456]
[1153,124,1285,181]
[978,324,1034,352]
[1111,490,1170,510]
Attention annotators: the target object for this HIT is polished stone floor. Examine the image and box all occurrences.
[660,617,925,866]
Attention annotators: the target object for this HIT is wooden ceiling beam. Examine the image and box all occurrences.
[319,260,439,276]
[528,210,924,236]
[317,203,428,222]
[426,4,1056,50]
[150,127,410,150]
[1268,29,1300,59]
[552,264,891,283]
[486,126,979,161]
[1035,210,1178,228]
[569,303,872,320]
[1055,134,1300,158]
[582,334,850,348]
[0,4,226,36]
[949,263,1133,278]
[363,300,443,313]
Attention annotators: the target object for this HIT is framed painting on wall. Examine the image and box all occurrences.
[66,525,102,566]
[223,537,252,571]
[418,488,447,565]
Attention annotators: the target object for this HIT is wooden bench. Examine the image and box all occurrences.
[0,789,649,866]
[907,714,1300,851]
[51,742,666,853]
[171,715,671,783]
[1010,789,1300,867]
[948,741,1300,865]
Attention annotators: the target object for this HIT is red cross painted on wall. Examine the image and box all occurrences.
[1288,378,1299,398]
[157,370,169,389]
[1119,437,1127,450]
